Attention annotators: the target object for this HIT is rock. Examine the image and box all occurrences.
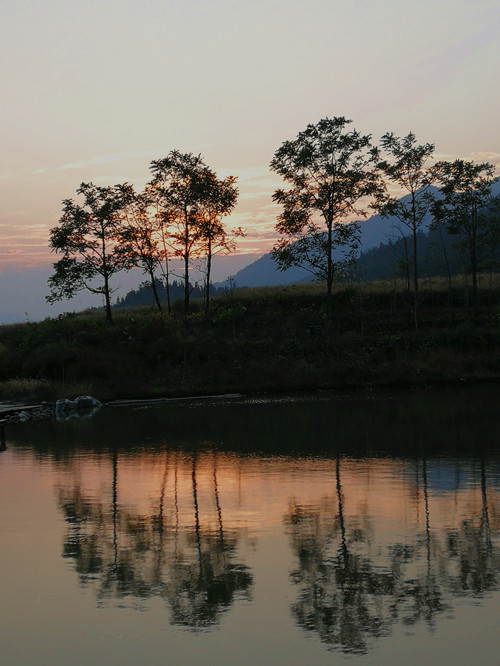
[55,396,102,421]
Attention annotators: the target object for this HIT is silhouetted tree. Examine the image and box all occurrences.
[149,151,239,314]
[117,184,166,312]
[432,160,499,314]
[196,173,240,315]
[47,182,131,322]
[270,117,380,319]
[375,132,435,329]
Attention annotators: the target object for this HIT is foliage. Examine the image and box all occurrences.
[351,227,485,282]
[117,184,167,312]
[270,117,380,317]
[47,182,132,323]
[432,160,500,313]
[375,132,435,321]
[149,151,239,314]
[115,279,228,309]
[195,173,241,314]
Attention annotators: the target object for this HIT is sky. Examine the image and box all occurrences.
[1,0,499,317]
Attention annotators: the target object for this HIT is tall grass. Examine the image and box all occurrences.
[1,276,500,401]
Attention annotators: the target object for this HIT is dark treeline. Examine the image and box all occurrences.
[353,226,500,284]
[117,222,500,311]
[115,279,229,310]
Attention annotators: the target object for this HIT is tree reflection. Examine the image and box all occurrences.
[163,452,252,628]
[396,457,449,629]
[445,454,500,597]
[285,455,500,654]
[57,449,253,627]
[285,457,395,653]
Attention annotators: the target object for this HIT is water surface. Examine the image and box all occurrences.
[1,386,500,664]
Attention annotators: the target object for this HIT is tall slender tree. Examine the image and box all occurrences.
[149,152,209,313]
[196,173,240,315]
[375,132,435,330]
[432,160,499,315]
[117,184,166,312]
[149,151,239,314]
[270,117,380,319]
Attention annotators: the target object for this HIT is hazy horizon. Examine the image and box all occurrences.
[0,253,260,323]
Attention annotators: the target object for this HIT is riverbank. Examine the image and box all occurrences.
[1,280,500,403]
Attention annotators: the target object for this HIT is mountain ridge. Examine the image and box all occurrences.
[219,181,500,289]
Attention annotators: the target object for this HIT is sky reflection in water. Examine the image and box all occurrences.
[2,387,500,665]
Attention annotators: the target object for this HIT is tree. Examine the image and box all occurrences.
[47,182,131,323]
[117,184,167,313]
[375,132,435,329]
[270,117,380,318]
[196,173,241,315]
[431,160,499,315]
[149,151,238,314]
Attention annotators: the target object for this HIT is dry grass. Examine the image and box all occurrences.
[2,276,500,401]
[0,378,95,403]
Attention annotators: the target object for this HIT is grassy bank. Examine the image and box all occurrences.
[2,278,500,403]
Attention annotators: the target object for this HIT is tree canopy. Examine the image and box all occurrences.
[270,116,380,317]
[46,124,499,322]
[47,155,240,318]
[117,184,167,312]
[375,132,436,328]
[47,182,132,322]
[149,151,239,313]
[432,159,499,314]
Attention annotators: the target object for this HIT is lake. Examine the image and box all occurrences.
[1,386,500,665]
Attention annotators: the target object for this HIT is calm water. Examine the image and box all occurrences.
[2,387,500,665]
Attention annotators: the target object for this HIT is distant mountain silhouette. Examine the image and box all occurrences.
[219,181,500,289]
[217,192,433,288]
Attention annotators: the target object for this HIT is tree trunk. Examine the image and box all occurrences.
[326,221,333,322]
[184,254,190,315]
[166,276,171,315]
[470,243,478,316]
[149,268,162,312]
[161,236,171,315]
[183,206,190,315]
[205,240,212,317]
[437,222,453,304]
[101,229,113,323]
[470,210,479,317]
[412,225,419,331]
[103,272,113,323]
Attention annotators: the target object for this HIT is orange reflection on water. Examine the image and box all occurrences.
[55,451,499,537]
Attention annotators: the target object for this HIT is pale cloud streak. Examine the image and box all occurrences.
[434,151,500,175]
[57,153,128,171]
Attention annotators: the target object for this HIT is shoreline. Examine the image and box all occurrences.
[2,375,500,425]
[2,283,500,415]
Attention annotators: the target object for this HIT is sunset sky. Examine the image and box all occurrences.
[1,0,499,277]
